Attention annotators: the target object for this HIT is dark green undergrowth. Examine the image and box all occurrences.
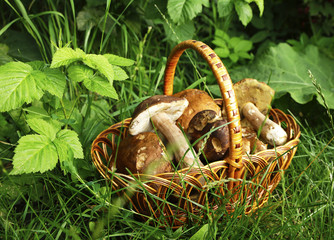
[1,0,333,239]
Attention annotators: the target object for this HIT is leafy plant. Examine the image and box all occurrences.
[167,0,209,25]
[51,47,134,100]
[11,118,82,175]
[217,0,264,26]
[230,43,334,109]
[0,46,134,175]
[213,29,254,65]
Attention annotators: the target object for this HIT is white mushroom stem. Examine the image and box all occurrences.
[242,102,287,146]
[150,112,203,168]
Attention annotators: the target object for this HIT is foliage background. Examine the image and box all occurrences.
[0,0,333,239]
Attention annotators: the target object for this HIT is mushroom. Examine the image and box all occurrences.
[128,95,203,168]
[234,78,287,146]
[242,127,267,154]
[172,89,229,162]
[173,89,222,131]
[188,117,229,162]
[115,132,173,175]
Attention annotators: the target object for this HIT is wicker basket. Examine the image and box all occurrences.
[91,40,301,228]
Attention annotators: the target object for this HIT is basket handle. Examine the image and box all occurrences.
[163,40,243,188]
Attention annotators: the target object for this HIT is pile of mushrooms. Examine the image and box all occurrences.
[114,79,288,175]
[233,78,287,154]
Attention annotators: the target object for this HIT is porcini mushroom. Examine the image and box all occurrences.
[188,117,229,162]
[173,89,229,162]
[173,89,222,131]
[234,78,287,146]
[115,132,173,175]
[242,127,267,154]
[128,95,203,168]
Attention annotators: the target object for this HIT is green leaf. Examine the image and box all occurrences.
[238,51,253,59]
[229,37,241,48]
[189,224,208,240]
[50,47,85,68]
[234,0,253,26]
[27,61,66,98]
[250,30,269,43]
[84,75,118,99]
[215,47,230,58]
[67,65,94,83]
[0,62,44,112]
[0,43,13,65]
[234,39,253,52]
[246,0,264,16]
[163,21,196,43]
[27,60,45,70]
[230,43,334,108]
[38,68,66,98]
[217,0,234,18]
[112,65,129,81]
[11,135,58,174]
[56,129,84,159]
[53,138,76,175]
[229,52,239,62]
[103,54,135,66]
[83,54,114,83]
[214,29,230,42]
[167,0,206,24]
[27,118,61,140]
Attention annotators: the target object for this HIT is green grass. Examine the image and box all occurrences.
[1,1,334,239]
[1,126,333,239]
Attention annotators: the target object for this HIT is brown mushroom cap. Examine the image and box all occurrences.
[173,89,222,131]
[129,95,188,136]
[234,78,287,146]
[188,118,229,162]
[234,78,275,115]
[115,132,173,175]
[128,95,201,168]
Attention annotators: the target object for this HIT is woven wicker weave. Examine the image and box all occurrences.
[91,40,300,228]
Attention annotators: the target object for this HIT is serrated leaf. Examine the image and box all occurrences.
[230,43,334,108]
[37,68,66,98]
[83,54,114,83]
[67,64,94,83]
[0,62,44,112]
[112,65,129,81]
[168,0,206,24]
[234,0,253,26]
[53,138,75,174]
[27,61,66,98]
[103,54,135,66]
[84,75,118,99]
[56,129,84,159]
[50,47,85,68]
[27,118,61,140]
[11,135,58,174]
[217,0,234,18]
[27,61,45,70]
[53,138,73,164]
